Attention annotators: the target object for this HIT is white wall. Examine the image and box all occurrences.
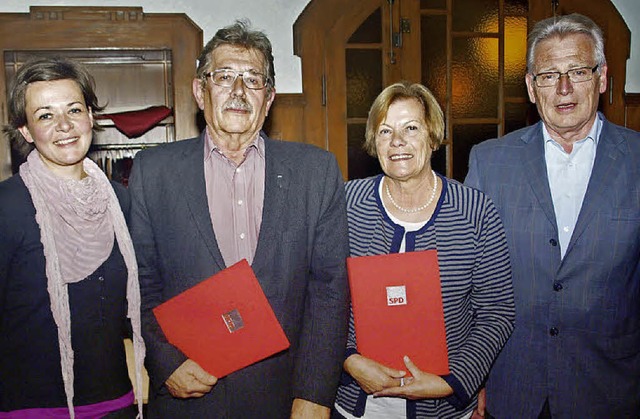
[1,0,638,93]
[611,0,640,92]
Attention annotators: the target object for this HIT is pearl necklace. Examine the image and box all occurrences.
[385,170,438,213]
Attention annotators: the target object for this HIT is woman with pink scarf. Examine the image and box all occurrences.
[0,57,144,419]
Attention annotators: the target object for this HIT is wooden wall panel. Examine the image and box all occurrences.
[625,93,640,132]
[0,6,202,181]
[264,93,306,142]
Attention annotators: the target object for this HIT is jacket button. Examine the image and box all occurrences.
[553,282,563,291]
[549,239,558,246]
[549,327,559,336]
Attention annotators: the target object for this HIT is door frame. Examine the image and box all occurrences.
[294,0,382,176]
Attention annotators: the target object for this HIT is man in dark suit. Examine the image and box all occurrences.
[128,20,349,418]
[465,13,640,418]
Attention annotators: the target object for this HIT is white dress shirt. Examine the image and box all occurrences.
[544,116,602,258]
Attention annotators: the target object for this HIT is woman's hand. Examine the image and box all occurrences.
[344,354,406,394]
[373,355,453,400]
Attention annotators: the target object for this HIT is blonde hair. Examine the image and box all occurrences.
[364,81,444,157]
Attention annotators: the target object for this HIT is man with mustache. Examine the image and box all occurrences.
[128,20,349,418]
[465,13,640,418]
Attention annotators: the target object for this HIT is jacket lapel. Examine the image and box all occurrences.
[252,136,290,276]
[565,117,625,256]
[520,123,558,229]
[179,134,226,271]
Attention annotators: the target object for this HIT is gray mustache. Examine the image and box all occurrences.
[224,98,252,112]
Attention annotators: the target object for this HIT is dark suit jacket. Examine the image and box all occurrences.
[465,115,640,418]
[128,132,350,418]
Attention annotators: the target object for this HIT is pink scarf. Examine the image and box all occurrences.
[20,150,145,419]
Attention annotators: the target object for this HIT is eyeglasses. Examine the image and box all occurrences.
[204,69,268,90]
[532,65,599,88]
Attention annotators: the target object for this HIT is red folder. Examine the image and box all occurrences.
[347,250,449,374]
[153,259,290,378]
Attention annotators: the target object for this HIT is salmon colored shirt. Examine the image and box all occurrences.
[203,129,265,266]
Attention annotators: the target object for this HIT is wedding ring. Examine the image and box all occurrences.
[400,377,404,387]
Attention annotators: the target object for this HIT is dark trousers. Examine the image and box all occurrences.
[485,398,550,419]
[538,398,551,419]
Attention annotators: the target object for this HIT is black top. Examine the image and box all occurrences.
[0,174,132,410]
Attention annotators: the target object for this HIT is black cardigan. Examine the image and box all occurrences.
[0,174,132,410]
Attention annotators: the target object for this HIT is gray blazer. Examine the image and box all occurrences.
[464,115,640,418]
[129,132,350,418]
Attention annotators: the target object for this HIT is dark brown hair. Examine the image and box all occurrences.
[5,56,104,157]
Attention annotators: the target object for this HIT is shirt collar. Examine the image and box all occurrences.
[542,113,602,148]
[203,129,265,163]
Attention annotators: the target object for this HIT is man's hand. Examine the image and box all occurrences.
[165,359,217,398]
[472,387,486,418]
[344,354,406,394]
[290,398,329,419]
[373,356,453,400]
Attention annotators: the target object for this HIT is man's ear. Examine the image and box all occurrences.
[192,78,206,111]
[264,87,276,117]
[525,73,537,104]
[598,64,608,95]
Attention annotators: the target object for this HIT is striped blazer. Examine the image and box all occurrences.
[335,174,514,419]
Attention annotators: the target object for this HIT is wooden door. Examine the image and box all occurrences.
[294,0,629,181]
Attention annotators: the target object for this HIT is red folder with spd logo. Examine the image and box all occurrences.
[347,250,449,374]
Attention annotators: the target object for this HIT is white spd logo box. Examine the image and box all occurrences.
[386,285,407,306]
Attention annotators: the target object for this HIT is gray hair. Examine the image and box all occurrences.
[196,19,275,93]
[527,13,606,74]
